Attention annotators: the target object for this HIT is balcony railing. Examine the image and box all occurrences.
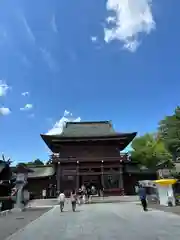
[49,153,131,163]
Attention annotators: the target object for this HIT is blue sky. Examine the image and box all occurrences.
[0,0,179,164]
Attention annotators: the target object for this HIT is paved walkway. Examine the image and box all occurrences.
[5,203,180,240]
[27,196,139,208]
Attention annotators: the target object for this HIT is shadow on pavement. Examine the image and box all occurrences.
[59,209,82,213]
[0,207,52,240]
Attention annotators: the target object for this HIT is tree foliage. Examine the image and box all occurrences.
[16,159,44,167]
[131,133,173,169]
[26,159,44,166]
[158,106,180,159]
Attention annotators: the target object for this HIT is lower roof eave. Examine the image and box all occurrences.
[28,176,54,180]
[41,132,137,153]
[41,132,137,142]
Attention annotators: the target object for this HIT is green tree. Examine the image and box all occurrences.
[15,159,44,168]
[131,133,173,169]
[26,159,44,166]
[33,159,44,165]
[158,106,180,159]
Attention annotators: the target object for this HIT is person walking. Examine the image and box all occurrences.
[138,184,148,211]
[58,191,66,212]
[77,188,83,205]
[42,189,46,199]
[70,190,77,212]
[86,186,91,203]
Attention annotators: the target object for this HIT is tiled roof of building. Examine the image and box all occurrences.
[11,165,55,179]
[27,166,55,178]
[61,121,115,137]
[41,121,137,153]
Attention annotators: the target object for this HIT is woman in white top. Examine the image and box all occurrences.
[58,191,66,212]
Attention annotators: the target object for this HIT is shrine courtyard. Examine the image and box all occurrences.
[2,202,180,240]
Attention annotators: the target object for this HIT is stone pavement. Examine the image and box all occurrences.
[90,195,139,203]
[5,202,180,240]
[27,195,139,208]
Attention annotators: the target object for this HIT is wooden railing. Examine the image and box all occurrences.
[50,154,130,163]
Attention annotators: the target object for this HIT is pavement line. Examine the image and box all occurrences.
[4,207,55,240]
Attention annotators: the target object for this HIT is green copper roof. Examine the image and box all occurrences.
[12,166,55,179]
[0,162,6,174]
[60,121,115,137]
[42,121,137,139]
[27,166,55,178]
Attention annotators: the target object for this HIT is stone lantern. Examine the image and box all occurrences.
[13,164,33,211]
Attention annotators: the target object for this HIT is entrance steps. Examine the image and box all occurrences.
[26,199,58,208]
[26,196,139,208]
[90,195,139,203]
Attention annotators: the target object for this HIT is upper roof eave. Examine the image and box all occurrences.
[41,132,137,141]
[41,132,137,153]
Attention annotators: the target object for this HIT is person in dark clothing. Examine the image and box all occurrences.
[70,189,77,211]
[138,184,148,211]
[86,187,91,202]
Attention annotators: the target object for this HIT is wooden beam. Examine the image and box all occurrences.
[52,136,128,142]
[51,155,127,163]
[61,171,119,176]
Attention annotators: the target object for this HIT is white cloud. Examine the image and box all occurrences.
[21,15,35,43]
[106,16,116,24]
[91,36,98,43]
[0,25,8,45]
[20,103,33,111]
[64,110,71,116]
[0,107,11,116]
[21,55,31,68]
[28,113,35,118]
[21,91,29,96]
[40,48,58,72]
[0,80,10,97]
[104,0,156,52]
[46,110,81,135]
[51,14,58,33]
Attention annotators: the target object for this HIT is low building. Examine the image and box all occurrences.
[11,165,56,199]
